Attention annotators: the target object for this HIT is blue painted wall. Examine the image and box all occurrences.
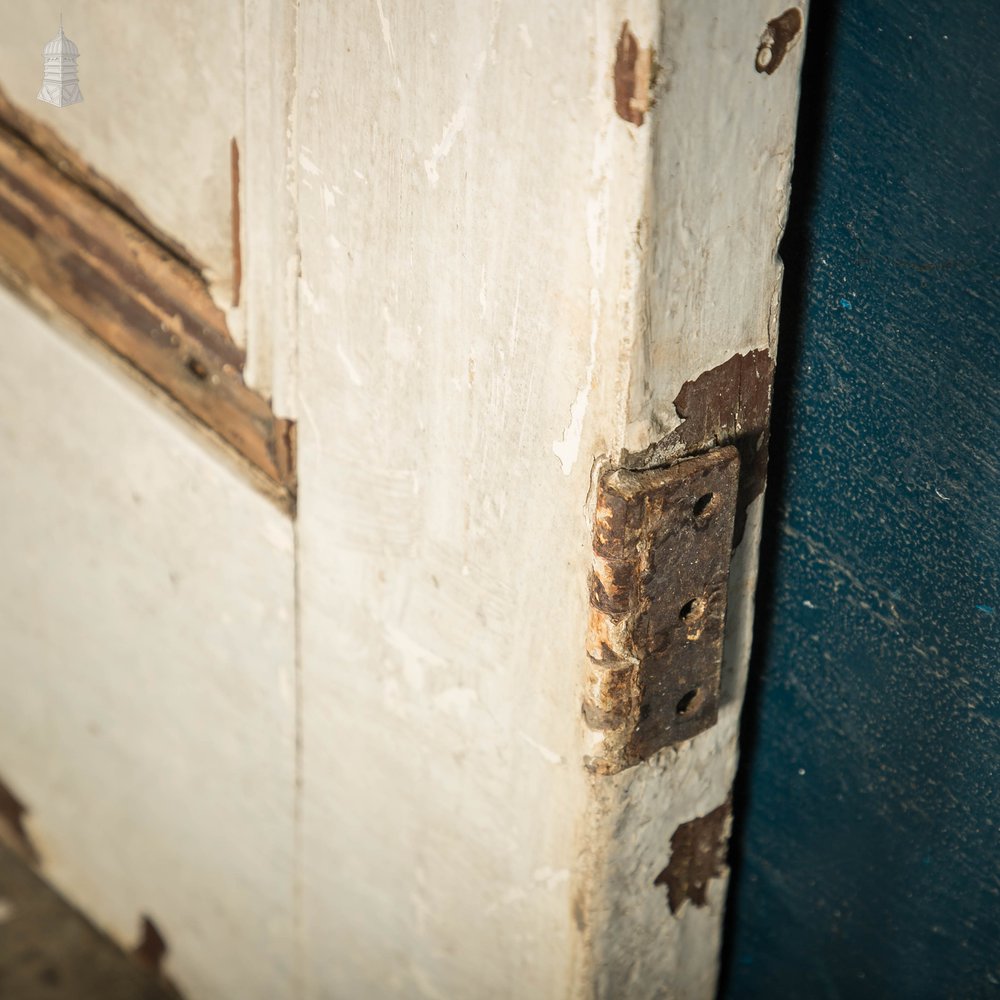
[722,2,999,997]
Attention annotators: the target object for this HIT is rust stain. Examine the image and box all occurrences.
[584,449,740,772]
[632,350,775,547]
[230,137,241,308]
[614,22,654,126]
[0,774,40,865]
[654,798,732,914]
[755,8,804,75]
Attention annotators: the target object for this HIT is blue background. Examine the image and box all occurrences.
[722,2,999,997]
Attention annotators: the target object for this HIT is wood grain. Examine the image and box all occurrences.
[0,122,295,497]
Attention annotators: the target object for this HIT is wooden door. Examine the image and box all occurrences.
[0,3,809,996]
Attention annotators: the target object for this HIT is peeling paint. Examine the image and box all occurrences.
[373,0,402,89]
[423,7,500,185]
[230,138,241,308]
[629,350,775,546]
[755,8,804,76]
[653,799,732,914]
[552,289,599,475]
[423,72,479,186]
[613,22,654,126]
[133,915,168,974]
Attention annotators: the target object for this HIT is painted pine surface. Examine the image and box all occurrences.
[0,2,242,294]
[0,289,298,1000]
[0,1,298,404]
[724,2,1000,996]
[0,2,808,996]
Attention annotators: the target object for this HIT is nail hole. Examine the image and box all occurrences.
[185,356,209,380]
[693,492,715,517]
[679,597,706,622]
[675,689,702,716]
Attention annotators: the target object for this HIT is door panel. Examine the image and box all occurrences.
[0,288,297,1000]
[0,2,242,287]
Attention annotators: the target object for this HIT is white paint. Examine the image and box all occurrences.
[580,5,808,993]
[518,732,565,766]
[0,1,302,410]
[423,79,479,186]
[292,2,666,996]
[373,0,402,90]
[0,2,243,294]
[0,289,297,1000]
[552,287,600,475]
[298,151,322,176]
[0,1,806,996]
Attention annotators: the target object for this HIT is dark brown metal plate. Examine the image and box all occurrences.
[585,447,740,773]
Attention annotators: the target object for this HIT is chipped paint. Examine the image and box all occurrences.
[628,350,775,546]
[653,799,732,914]
[133,915,168,974]
[552,289,599,475]
[298,151,322,176]
[613,22,655,126]
[373,0,402,89]
[423,6,501,185]
[755,8,804,75]
[230,138,241,308]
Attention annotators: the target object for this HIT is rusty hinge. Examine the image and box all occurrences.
[584,447,740,774]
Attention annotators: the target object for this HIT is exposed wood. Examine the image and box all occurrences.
[0,1,807,996]
[0,2,299,400]
[0,5,245,295]
[0,774,40,865]
[0,83,202,272]
[654,798,733,915]
[580,3,808,997]
[292,2,639,994]
[291,1,806,996]
[0,123,295,497]
[230,138,242,309]
[0,286,297,1000]
[0,844,183,1000]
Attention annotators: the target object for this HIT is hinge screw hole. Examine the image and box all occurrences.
[676,689,703,716]
[693,492,715,517]
[679,597,707,622]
